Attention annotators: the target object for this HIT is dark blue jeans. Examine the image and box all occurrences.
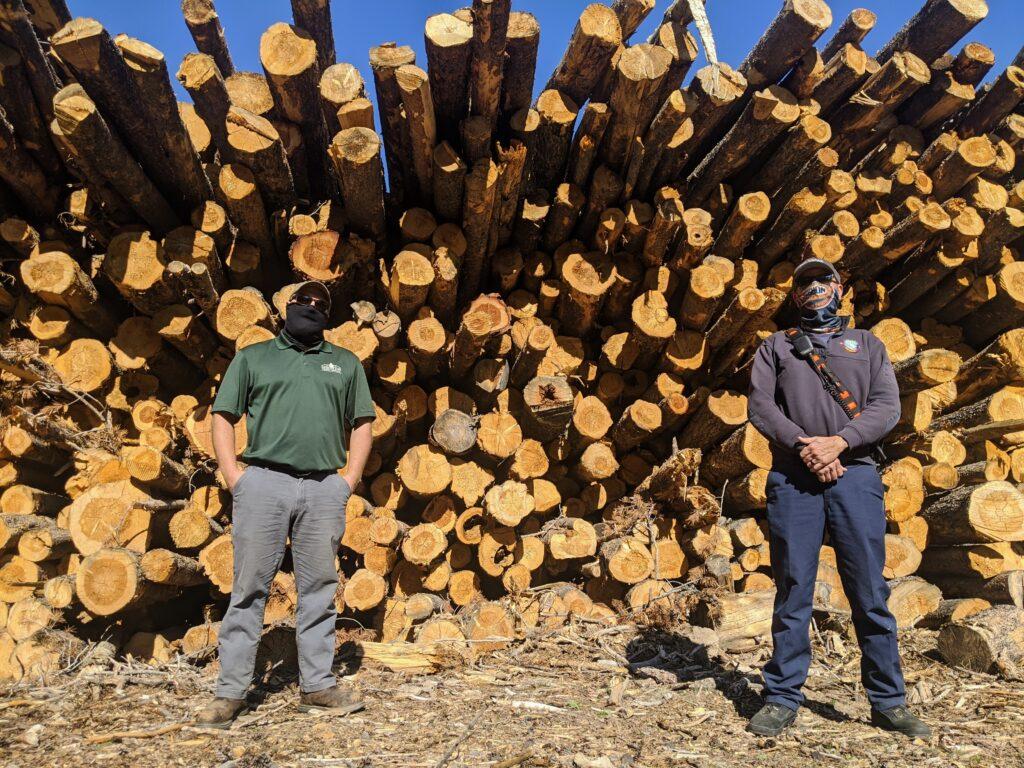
[763,462,906,712]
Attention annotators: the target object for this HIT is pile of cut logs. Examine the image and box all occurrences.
[1,0,1024,682]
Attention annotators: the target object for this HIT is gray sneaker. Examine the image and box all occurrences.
[871,705,932,739]
[748,702,798,736]
[195,697,248,729]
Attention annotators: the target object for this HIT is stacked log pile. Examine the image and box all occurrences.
[1,0,1024,679]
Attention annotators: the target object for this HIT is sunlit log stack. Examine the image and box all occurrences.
[1,0,1024,679]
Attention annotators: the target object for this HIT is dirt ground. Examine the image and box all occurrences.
[2,620,1023,768]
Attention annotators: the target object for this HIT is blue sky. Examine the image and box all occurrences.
[73,1,1023,111]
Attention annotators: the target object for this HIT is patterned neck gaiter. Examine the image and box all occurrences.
[793,280,843,333]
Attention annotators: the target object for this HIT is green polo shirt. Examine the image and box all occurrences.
[212,332,376,471]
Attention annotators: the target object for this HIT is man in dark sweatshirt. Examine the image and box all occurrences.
[745,258,930,739]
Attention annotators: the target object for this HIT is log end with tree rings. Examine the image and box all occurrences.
[198,534,234,593]
[344,569,387,611]
[462,600,516,653]
[52,338,113,394]
[429,408,478,457]
[400,524,448,566]
[521,375,574,441]
[396,444,453,497]
[870,317,917,363]
[601,537,654,585]
[543,517,597,560]
[75,548,147,616]
[476,411,523,461]
[484,480,535,527]
[320,62,365,112]
[290,230,358,290]
[509,439,549,482]
[214,288,273,343]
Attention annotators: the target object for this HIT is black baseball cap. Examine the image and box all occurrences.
[793,258,841,283]
[290,280,332,312]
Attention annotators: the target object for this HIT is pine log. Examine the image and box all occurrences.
[500,11,540,129]
[76,547,175,616]
[290,0,334,73]
[0,0,63,126]
[260,22,332,200]
[395,65,437,206]
[181,0,234,76]
[877,0,988,66]
[140,548,206,587]
[0,43,61,176]
[921,481,1024,545]
[545,3,622,107]
[458,159,500,304]
[369,43,416,204]
[886,576,942,629]
[51,19,187,207]
[116,35,213,215]
[329,128,386,240]
[820,8,877,61]
[687,86,801,204]
[51,85,178,231]
[691,589,774,652]
[953,64,1023,136]
[738,0,832,90]
[919,597,992,630]
[701,422,772,488]
[599,44,672,176]
[960,261,1024,348]
[424,13,473,146]
[647,19,698,108]
[467,0,510,131]
[938,605,1024,678]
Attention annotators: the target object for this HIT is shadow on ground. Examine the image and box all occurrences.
[626,627,853,724]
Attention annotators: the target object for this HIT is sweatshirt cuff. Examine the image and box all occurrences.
[837,423,864,451]
[777,423,805,453]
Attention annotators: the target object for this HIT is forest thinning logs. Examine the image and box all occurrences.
[0,0,1022,681]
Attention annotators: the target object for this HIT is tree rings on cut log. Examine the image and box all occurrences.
[462,600,515,652]
[396,444,452,497]
[429,409,478,456]
[76,548,154,616]
[214,288,274,344]
[344,568,387,611]
[601,537,654,584]
[289,230,359,292]
[476,411,523,461]
[922,481,1024,544]
[484,480,535,527]
[198,533,234,593]
[52,338,113,393]
[400,524,448,566]
[542,517,597,560]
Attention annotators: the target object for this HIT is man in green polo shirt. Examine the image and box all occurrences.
[196,281,375,728]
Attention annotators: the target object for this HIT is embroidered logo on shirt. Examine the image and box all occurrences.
[321,362,343,374]
[842,339,860,353]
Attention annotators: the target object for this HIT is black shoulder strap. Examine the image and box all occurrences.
[784,329,862,421]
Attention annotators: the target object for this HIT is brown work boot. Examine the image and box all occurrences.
[298,684,365,714]
[195,697,248,729]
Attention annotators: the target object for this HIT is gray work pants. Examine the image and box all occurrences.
[216,465,350,698]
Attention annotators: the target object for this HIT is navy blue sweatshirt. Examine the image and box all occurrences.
[748,324,901,470]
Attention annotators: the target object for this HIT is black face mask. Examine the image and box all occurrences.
[284,303,328,345]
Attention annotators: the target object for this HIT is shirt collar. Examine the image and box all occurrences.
[276,329,330,353]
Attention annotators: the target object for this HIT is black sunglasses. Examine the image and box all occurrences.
[794,273,835,287]
[290,293,330,311]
